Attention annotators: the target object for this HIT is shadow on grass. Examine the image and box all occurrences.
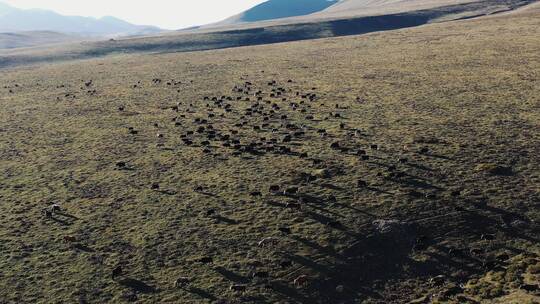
[50,217,73,226]
[277,204,536,302]
[187,287,217,301]
[214,266,250,284]
[73,244,95,252]
[213,215,239,225]
[118,278,156,294]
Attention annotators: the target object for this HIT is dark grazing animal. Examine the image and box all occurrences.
[229,284,247,292]
[253,271,269,278]
[198,256,213,264]
[279,227,292,234]
[51,204,61,213]
[174,277,190,288]
[112,266,123,280]
[294,275,309,286]
[283,187,299,195]
[269,185,280,193]
[280,260,293,268]
[43,209,53,218]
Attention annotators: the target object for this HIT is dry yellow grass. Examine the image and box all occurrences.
[0,9,538,304]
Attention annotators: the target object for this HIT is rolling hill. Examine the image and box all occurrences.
[213,0,480,27]
[0,0,535,68]
[0,31,83,49]
[321,0,477,15]
[315,0,530,20]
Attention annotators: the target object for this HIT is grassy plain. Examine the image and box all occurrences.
[0,8,539,304]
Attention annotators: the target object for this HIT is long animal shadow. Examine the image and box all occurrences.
[289,205,535,303]
[214,266,250,284]
[187,287,217,301]
[118,278,156,294]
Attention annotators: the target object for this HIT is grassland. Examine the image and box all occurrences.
[0,0,535,70]
[0,7,539,304]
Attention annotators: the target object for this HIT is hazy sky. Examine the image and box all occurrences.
[4,0,267,29]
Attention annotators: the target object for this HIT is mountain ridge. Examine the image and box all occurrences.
[216,0,340,25]
[0,2,161,36]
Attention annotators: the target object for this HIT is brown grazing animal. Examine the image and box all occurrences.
[63,236,77,243]
[293,275,309,287]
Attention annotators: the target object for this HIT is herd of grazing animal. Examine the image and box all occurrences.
[33,75,443,299]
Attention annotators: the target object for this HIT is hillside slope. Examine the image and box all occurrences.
[0,0,535,69]
[0,31,83,49]
[321,0,476,15]
[212,0,478,28]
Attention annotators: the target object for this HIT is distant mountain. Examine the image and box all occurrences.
[0,2,161,37]
[0,2,15,16]
[218,0,340,25]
